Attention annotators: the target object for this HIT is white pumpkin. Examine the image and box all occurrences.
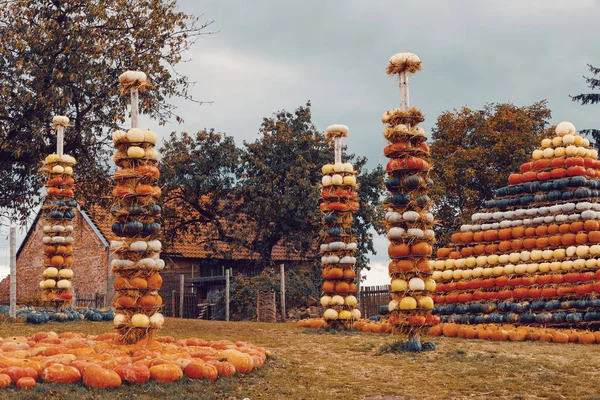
[126,128,145,142]
[320,296,331,307]
[57,279,71,289]
[144,130,158,144]
[131,314,150,327]
[408,277,425,291]
[149,313,165,327]
[323,309,339,320]
[113,314,127,326]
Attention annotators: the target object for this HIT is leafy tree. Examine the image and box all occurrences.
[239,102,384,270]
[571,64,600,144]
[160,102,384,272]
[430,101,552,246]
[0,0,213,224]
[160,129,242,250]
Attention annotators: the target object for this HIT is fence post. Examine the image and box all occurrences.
[9,225,16,320]
[225,269,230,321]
[179,274,184,318]
[171,289,176,317]
[280,263,285,322]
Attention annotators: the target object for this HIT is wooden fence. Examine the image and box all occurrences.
[359,284,390,318]
[161,292,207,319]
[73,292,106,309]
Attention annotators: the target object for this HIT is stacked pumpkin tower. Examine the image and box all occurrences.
[433,121,600,329]
[39,116,76,307]
[110,71,165,343]
[383,52,438,349]
[319,125,361,328]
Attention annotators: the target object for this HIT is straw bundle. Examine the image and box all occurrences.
[385,52,422,75]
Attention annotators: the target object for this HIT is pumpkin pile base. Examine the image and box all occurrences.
[0,331,269,390]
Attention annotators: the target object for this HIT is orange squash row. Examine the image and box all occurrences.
[449,220,600,245]
[429,323,600,344]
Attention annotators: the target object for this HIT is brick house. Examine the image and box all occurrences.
[0,206,313,310]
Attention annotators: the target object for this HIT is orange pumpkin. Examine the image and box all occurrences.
[113,364,150,384]
[570,221,584,233]
[388,243,410,258]
[342,268,356,280]
[117,295,137,308]
[558,223,571,234]
[588,231,600,243]
[51,255,64,266]
[83,366,121,388]
[223,350,254,374]
[2,366,38,383]
[411,242,432,256]
[41,364,81,384]
[547,224,560,234]
[334,281,349,293]
[129,277,148,289]
[146,273,163,289]
[0,374,10,388]
[442,323,459,337]
[585,220,600,231]
[113,276,130,290]
[135,184,154,195]
[436,248,452,258]
[208,361,236,377]
[185,362,218,381]
[524,227,536,237]
[579,332,596,344]
[16,377,36,389]
[149,364,183,383]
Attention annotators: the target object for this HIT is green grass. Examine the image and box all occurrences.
[0,319,599,399]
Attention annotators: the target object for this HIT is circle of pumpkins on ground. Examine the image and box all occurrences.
[0,331,269,390]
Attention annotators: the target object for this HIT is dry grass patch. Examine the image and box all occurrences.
[0,319,598,399]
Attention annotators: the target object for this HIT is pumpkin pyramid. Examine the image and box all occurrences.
[433,121,600,329]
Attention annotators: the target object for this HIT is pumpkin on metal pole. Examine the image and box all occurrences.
[317,124,361,330]
[39,116,76,309]
[382,52,439,351]
[110,71,165,343]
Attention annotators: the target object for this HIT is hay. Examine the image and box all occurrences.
[385,52,422,75]
[381,106,425,126]
[325,124,349,140]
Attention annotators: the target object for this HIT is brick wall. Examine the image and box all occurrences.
[0,210,109,301]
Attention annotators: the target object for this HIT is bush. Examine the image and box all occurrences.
[212,265,320,321]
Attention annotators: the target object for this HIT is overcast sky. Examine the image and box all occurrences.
[1,0,599,286]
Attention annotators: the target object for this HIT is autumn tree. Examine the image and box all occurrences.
[160,102,384,271]
[0,0,213,224]
[430,101,552,245]
[239,102,384,270]
[160,129,242,251]
[571,64,600,144]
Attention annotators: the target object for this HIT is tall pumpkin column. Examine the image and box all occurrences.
[40,116,76,308]
[383,53,439,351]
[319,125,361,328]
[111,71,165,343]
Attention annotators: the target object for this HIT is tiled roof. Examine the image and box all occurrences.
[84,202,312,262]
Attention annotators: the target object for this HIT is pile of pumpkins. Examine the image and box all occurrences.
[39,146,77,307]
[381,91,437,334]
[0,331,269,390]
[433,122,600,330]
[2,306,112,324]
[429,323,600,344]
[110,73,164,342]
[318,125,361,326]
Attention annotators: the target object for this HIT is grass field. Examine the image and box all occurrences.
[0,319,598,399]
